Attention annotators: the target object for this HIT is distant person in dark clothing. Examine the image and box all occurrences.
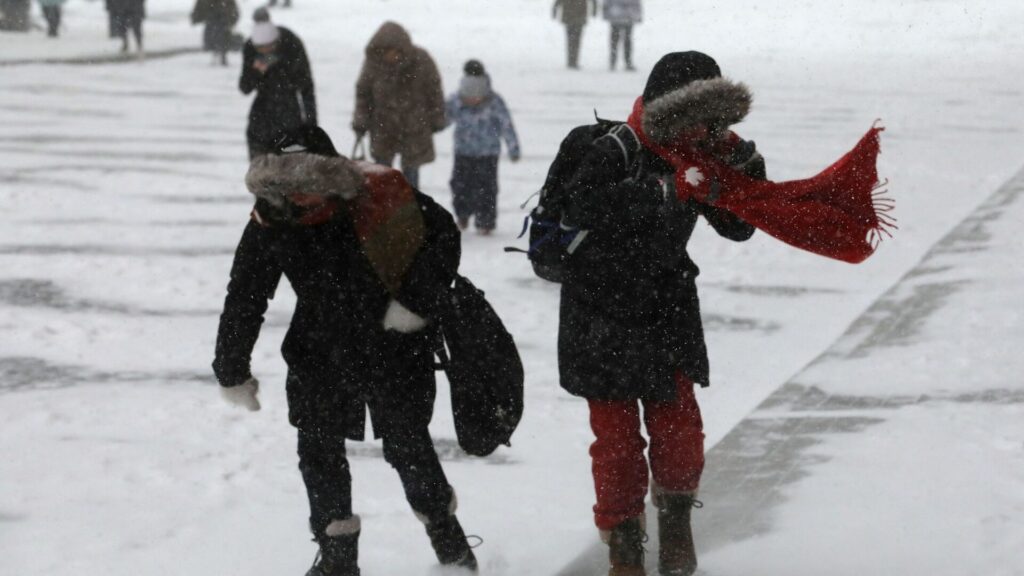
[552,0,597,69]
[352,21,445,190]
[191,0,239,66]
[38,0,65,37]
[106,0,145,54]
[239,8,316,159]
[603,0,642,70]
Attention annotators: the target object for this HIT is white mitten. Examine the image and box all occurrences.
[220,377,261,411]
[382,299,428,333]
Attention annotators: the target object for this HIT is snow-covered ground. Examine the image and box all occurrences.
[1,1,1022,574]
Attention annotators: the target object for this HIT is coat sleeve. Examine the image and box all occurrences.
[291,38,317,126]
[394,193,461,319]
[238,43,262,95]
[696,137,766,242]
[564,138,665,232]
[420,52,447,132]
[352,62,373,133]
[444,94,458,129]
[495,96,521,159]
[212,220,283,387]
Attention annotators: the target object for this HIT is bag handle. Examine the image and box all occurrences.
[351,134,368,161]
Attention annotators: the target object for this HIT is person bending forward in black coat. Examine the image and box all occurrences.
[213,127,478,575]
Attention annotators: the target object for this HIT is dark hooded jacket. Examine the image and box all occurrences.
[352,22,445,166]
[213,148,460,440]
[239,27,317,152]
[552,0,597,26]
[558,55,764,402]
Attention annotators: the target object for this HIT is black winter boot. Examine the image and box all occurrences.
[306,518,361,576]
[424,514,478,572]
[655,493,701,576]
[606,516,647,576]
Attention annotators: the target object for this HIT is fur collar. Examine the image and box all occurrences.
[641,77,753,145]
[245,153,365,208]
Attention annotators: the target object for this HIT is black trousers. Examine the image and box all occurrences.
[450,155,499,230]
[297,424,453,539]
[42,5,60,36]
[565,23,584,68]
[610,24,634,67]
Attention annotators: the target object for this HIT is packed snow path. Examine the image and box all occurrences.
[2,1,1024,574]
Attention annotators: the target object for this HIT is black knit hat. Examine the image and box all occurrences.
[642,51,722,103]
[463,59,486,77]
[271,126,340,157]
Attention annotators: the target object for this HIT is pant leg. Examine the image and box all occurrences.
[474,156,499,230]
[566,24,584,68]
[588,398,649,530]
[622,24,634,67]
[610,25,621,66]
[399,157,420,189]
[297,428,354,539]
[642,374,705,495]
[381,425,454,521]
[450,155,474,224]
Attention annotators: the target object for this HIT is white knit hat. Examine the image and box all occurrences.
[251,22,280,46]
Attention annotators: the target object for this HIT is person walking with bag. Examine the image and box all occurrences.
[443,59,521,235]
[352,21,445,190]
[213,126,478,575]
[558,51,765,576]
[603,0,642,70]
[239,8,316,158]
[552,0,597,69]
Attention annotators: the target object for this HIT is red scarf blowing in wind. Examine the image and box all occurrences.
[627,97,893,264]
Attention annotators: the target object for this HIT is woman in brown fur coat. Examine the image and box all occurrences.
[352,21,445,190]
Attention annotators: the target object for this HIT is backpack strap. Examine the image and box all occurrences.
[597,123,641,171]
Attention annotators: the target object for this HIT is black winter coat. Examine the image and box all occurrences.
[558,137,761,401]
[213,194,460,440]
[239,27,317,151]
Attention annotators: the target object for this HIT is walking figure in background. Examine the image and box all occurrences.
[38,0,65,37]
[552,0,597,69]
[106,0,145,54]
[238,7,316,158]
[214,126,479,576]
[558,51,765,576]
[191,0,239,66]
[603,0,642,70]
[352,21,445,190]
[443,59,521,236]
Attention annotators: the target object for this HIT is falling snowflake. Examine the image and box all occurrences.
[684,167,705,187]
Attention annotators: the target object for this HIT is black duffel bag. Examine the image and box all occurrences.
[436,275,524,456]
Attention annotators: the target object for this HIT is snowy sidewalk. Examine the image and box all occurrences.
[557,165,1024,576]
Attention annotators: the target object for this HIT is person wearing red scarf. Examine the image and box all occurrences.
[558,51,767,576]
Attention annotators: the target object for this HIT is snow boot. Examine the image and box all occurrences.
[655,493,701,576]
[306,517,360,576]
[424,514,478,572]
[605,516,647,576]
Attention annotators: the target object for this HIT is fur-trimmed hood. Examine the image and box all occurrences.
[245,153,366,208]
[641,77,752,145]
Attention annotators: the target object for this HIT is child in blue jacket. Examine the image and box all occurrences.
[444,59,521,234]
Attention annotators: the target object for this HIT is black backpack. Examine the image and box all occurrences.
[506,118,641,282]
[436,275,524,457]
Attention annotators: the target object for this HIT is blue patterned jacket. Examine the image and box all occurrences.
[444,92,521,159]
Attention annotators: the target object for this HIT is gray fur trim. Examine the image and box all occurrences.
[325,515,361,537]
[642,78,753,145]
[245,153,365,207]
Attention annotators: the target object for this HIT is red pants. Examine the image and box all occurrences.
[587,375,705,530]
